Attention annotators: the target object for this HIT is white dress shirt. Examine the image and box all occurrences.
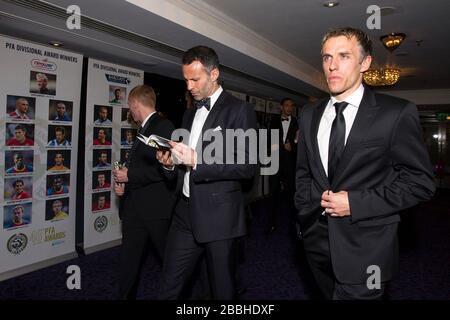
[183,86,223,197]
[281,115,291,143]
[140,110,157,130]
[317,84,364,176]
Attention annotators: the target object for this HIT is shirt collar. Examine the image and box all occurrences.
[209,86,223,111]
[141,110,157,129]
[329,83,365,109]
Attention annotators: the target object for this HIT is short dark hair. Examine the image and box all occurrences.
[182,46,220,73]
[280,98,293,105]
[13,179,24,187]
[15,124,26,132]
[321,27,373,59]
[53,176,63,184]
[55,126,65,135]
[14,152,24,159]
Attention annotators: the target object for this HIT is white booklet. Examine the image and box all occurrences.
[137,133,172,150]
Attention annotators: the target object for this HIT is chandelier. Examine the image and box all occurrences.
[363,67,400,86]
[363,33,405,86]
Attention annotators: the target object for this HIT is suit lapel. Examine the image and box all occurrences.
[183,108,196,131]
[201,91,226,136]
[310,99,329,188]
[128,113,157,166]
[332,88,380,187]
[287,116,297,142]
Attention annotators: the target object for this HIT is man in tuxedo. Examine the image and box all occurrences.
[295,27,435,300]
[112,84,176,299]
[267,98,299,234]
[156,46,257,299]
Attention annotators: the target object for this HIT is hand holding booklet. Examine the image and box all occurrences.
[136,133,172,150]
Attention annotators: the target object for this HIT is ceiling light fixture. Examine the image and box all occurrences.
[363,68,400,86]
[323,1,339,8]
[380,33,406,52]
[49,41,63,47]
[364,32,405,86]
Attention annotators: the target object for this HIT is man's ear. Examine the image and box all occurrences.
[361,55,372,73]
[210,67,219,82]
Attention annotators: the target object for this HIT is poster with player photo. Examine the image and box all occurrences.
[120,108,136,127]
[4,150,34,175]
[49,99,73,122]
[93,105,112,125]
[93,127,112,146]
[29,71,56,95]
[3,202,32,229]
[92,191,111,212]
[120,128,136,147]
[4,176,33,201]
[92,170,111,190]
[6,95,36,120]
[109,85,126,105]
[47,125,71,147]
[45,197,69,221]
[47,150,71,171]
[93,149,111,169]
[5,123,34,146]
[46,174,70,196]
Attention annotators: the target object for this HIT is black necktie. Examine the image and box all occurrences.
[328,101,348,184]
[193,97,211,111]
[281,117,289,121]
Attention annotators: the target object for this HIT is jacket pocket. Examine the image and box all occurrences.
[356,214,400,227]
[361,138,385,148]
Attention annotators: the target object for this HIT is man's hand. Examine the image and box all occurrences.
[321,190,350,217]
[169,141,197,167]
[156,149,174,169]
[113,168,128,183]
[284,142,292,152]
[114,182,125,196]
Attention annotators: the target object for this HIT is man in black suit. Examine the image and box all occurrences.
[295,27,435,300]
[156,46,257,299]
[267,98,299,234]
[113,84,176,299]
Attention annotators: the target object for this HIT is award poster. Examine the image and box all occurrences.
[0,35,82,280]
[83,58,143,253]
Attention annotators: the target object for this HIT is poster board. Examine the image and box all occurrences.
[83,58,143,253]
[0,35,82,280]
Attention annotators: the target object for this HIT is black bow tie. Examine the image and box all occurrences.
[281,117,289,121]
[193,98,211,111]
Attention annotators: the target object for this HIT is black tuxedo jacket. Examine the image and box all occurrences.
[295,87,435,283]
[119,113,176,220]
[168,90,257,243]
[269,115,298,187]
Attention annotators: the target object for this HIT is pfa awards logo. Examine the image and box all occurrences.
[94,216,108,233]
[7,233,28,255]
[31,59,57,72]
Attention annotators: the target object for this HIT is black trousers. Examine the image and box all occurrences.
[158,199,238,300]
[119,212,170,300]
[302,216,386,300]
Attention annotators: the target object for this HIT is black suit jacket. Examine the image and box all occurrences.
[295,87,435,283]
[119,113,176,220]
[269,115,298,190]
[168,90,257,243]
